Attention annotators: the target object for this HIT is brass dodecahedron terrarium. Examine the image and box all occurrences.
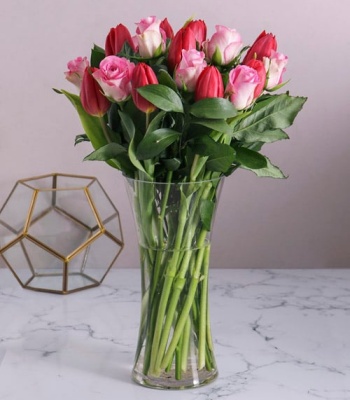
[0,173,124,294]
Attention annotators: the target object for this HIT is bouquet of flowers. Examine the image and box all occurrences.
[57,16,306,389]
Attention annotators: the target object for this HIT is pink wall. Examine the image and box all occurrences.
[0,0,349,268]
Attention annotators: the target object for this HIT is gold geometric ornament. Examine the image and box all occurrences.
[0,173,124,294]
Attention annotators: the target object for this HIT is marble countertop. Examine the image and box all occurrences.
[0,268,349,400]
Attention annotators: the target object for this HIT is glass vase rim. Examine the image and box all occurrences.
[123,175,224,186]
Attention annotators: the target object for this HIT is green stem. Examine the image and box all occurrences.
[181,317,191,372]
[198,245,210,370]
[160,228,208,370]
[148,198,188,375]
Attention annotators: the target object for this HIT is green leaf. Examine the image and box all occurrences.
[74,134,90,145]
[136,129,181,160]
[118,110,135,142]
[90,44,105,68]
[200,199,215,231]
[242,156,287,178]
[128,135,149,175]
[84,142,126,161]
[193,136,235,173]
[235,147,268,169]
[191,118,232,135]
[157,69,178,92]
[146,111,166,135]
[162,158,181,171]
[189,98,237,119]
[58,90,119,170]
[137,84,184,113]
[234,128,289,143]
[231,94,307,139]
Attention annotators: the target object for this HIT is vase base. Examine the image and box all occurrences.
[132,367,218,390]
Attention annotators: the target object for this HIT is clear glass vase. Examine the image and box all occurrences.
[124,176,223,389]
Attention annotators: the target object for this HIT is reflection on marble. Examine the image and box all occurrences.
[0,268,349,400]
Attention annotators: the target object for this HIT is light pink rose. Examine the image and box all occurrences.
[92,56,135,102]
[225,65,261,110]
[64,56,89,89]
[174,49,207,92]
[263,51,288,89]
[134,16,165,58]
[203,25,243,65]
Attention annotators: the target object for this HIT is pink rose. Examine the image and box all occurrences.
[225,65,261,110]
[64,56,89,89]
[203,25,243,65]
[134,16,165,58]
[174,49,207,92]
[264,51,288,89]
[92,56,135,102]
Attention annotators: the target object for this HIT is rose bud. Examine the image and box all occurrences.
[160,18,174,40]
[195,65,224,101]
[167,27,197,73]
[225,65,261,110]
[64,56,89,90]
[186,19,207,45]
[245,58,266,97]
[92,56,135,102]
[242,30,277,63]
[203,25,242,66]
[131,63,158,113]
[80,67,110,116]
[105,24,136,56]
[263,51,288,89]
[135,16,165,58]
[174,49,207,92]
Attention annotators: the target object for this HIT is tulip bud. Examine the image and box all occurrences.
[105,24,136,56]
[160,18,174,40]
[243,30,277,63]
[245,59,266,97]
[186,19,207,45]
[80,67,110,117]
[195,66,224,101]
[167,27,197,73]
[131,63,158,113]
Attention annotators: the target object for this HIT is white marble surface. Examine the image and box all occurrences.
[0,268,349,400]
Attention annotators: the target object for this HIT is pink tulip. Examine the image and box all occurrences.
[167,27,197,73]
[263,51,288,89]
[80,67,110,117]
[243,30,277,63]
[225,65,261,110]
[131,63,158,113]
[134,16,165,58]
[195,65,224,101]
[105,24,136,56]
[92,56,135,102]
[174,49,207,92]
[203,25,243,66]
[64,56,89,90]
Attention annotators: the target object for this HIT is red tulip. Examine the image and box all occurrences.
[186,19,207,45]
[242,30,277,63]
[131,63,158,113]
[80,67,110,117]
[167,27,197,73]
[105,24,136,56]
[245,59,266,97]
[160,18,174,40]
[195,66,224,101]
